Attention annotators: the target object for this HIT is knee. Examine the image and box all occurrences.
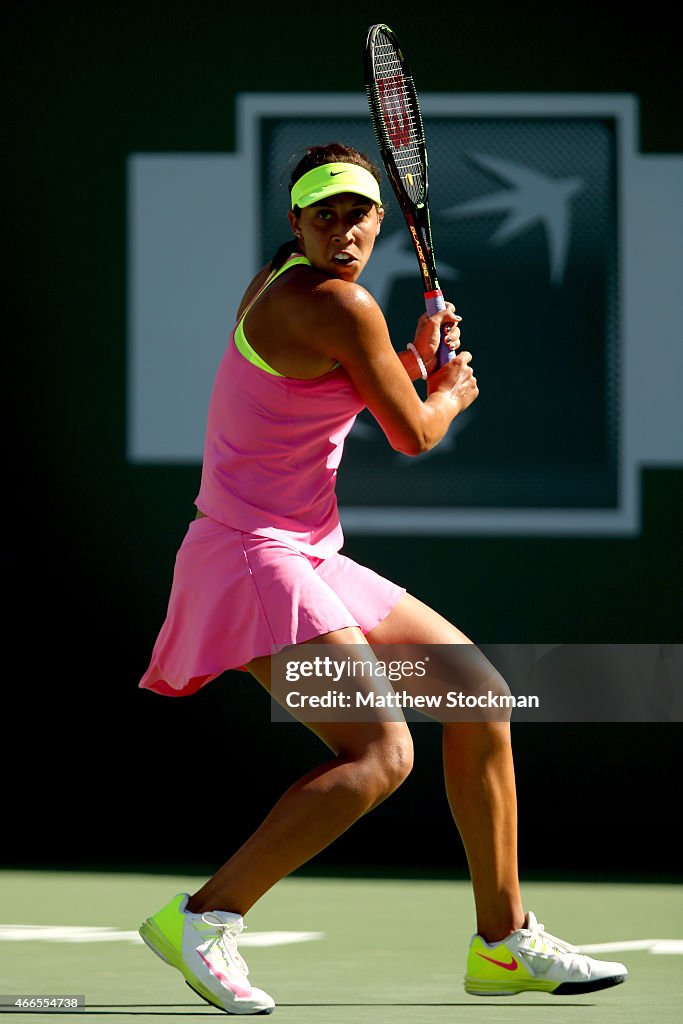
[484,667,514,723]
[459,657,513,724]
[337,726,413,810]
[366,729,414,803]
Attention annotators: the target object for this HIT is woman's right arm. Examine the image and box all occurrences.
[302,280,479,456]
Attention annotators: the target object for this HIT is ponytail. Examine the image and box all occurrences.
[270,239,299,270]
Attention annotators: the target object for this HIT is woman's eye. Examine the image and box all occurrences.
[313,207,370,224]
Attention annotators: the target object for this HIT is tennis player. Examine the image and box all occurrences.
[137,143,627,1014]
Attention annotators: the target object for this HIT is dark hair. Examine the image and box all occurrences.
[270,143,382,270]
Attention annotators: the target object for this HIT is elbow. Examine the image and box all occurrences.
[392,430,436,457]
[385,406,445,455]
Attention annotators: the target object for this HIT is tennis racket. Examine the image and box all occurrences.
[364,23,455,367]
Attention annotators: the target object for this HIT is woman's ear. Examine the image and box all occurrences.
[287,210,301,238]
[376,206,385,233]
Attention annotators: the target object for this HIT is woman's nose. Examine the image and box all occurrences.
[332,223,355,242]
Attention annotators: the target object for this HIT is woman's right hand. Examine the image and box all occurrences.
[410,305,460,373]
[427,349,479,415]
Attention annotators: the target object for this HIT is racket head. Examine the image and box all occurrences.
[364,24,427,207]
[364,23,439,294]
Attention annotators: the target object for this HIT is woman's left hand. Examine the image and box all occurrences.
[411,304,461,374]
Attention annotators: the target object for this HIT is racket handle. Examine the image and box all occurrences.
[424,289,456,367]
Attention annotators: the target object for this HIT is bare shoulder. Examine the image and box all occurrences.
[313,275,379,315]
[298,275,388,350]
[252,264,391,368]
[236,263,272,320]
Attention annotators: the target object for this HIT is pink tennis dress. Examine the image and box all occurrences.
[139,255,405,696]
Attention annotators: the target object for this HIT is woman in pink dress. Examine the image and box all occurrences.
[137,142,627,1014]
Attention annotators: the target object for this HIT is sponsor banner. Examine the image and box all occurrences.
[258,99,621,517]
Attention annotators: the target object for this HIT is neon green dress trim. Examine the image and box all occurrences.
[234,254,311,377]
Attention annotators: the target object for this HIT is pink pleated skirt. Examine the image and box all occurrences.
[138,516,406,697]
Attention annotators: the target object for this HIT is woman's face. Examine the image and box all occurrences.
[289,192,384,282]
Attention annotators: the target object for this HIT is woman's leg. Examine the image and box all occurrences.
[186,626,413,916]
[366,593,525,942]
[441,721,522,941]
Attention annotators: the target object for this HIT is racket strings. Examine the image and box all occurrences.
[370,34,426,203]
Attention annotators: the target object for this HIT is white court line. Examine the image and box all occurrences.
[0,925,324,946]
[2,925,679,953]
[580,939,683,954]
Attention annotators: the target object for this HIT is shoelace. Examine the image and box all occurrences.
[530,919,578,955]
[527,920,587,976]
[201,913,250,976]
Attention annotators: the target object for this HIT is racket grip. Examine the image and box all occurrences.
[424,289,455,367]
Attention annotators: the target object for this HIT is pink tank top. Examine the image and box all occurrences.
[195,255,365,557]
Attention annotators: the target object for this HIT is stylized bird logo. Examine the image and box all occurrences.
[442,154,583,285]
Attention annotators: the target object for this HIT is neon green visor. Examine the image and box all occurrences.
[291,163,382,210]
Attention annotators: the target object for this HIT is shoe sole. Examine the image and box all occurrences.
[465,974,626,996]
[139,918,274,1015]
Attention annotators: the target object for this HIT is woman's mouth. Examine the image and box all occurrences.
[332,251,355,266]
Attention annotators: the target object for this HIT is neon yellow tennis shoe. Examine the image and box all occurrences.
[464,911,628,996]
[139,893,275,1015]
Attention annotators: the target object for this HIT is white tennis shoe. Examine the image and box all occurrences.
[139,893,275,1015]
[465,910,628,995]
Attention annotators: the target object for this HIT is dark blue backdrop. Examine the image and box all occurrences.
[4,0,681,877]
